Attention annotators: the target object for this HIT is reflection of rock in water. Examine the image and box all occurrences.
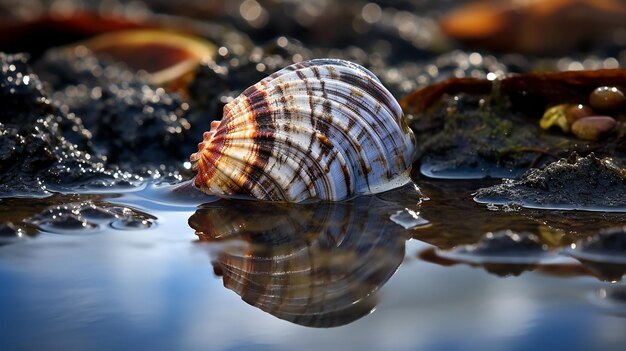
[414,177,626,249]
[594,286,626,317]
[420,226,626,282]
[189,191,422,327]
[426,230,551,277]
[567,227,626,282]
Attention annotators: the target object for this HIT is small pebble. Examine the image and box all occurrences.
[565,104,594,124]
[571,116,617,141]
[589,86,625,112]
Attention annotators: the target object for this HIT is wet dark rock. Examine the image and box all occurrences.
[375,50,511,97]
[1,53,91,146]
[410,93,553,179]
[0,53,52,123]
[0,53,113,197]
[34,48,195,170]
[0,116,107,198]
[187,60,231,123]
[0,49,214,197]
[186,39,310,124]
[474,153,626,211]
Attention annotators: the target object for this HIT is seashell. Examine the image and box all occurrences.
[191,59,416,202]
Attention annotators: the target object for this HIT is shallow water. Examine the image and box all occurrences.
[1,178,625,351]
[2,1,626,349]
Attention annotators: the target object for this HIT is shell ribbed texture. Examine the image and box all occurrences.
[191,59,415,201]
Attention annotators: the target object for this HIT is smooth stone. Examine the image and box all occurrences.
[589,86,625,112]
[565,104,594,124]
[571,116,617,141]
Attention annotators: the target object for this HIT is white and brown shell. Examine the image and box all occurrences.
[190,59,415,202]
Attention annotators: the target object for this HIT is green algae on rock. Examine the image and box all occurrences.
[402,68,626,179]
[407,91,568,179]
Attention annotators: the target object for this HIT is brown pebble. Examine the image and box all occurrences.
[571,116,617,141]
[589,86,625,112]
[565,104,594,124]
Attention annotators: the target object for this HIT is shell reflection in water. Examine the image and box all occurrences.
[191,59,416,202]
[189,190,422,327]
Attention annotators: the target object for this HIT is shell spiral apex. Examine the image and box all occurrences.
[191,58,416,202]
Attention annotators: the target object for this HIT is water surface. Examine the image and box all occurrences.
[1,180,625,351]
